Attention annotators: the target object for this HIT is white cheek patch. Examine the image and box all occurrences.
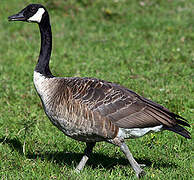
[28,8,45,23]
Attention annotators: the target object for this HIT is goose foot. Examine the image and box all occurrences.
[136,169,146,178]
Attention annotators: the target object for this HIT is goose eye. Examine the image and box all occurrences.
[30,7,36,13]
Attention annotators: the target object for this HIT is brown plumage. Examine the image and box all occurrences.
[42,77,191,140]
[8,4,191,178]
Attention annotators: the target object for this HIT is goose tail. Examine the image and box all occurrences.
[163,120,191,139]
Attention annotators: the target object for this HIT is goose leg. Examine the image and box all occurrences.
[75,142,96,172]
[120,142,145,178]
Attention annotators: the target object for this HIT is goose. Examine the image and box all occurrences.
[8,4,191,178]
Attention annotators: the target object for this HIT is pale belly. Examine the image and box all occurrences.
[44,105,106,142]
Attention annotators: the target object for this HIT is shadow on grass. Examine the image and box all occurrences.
[0,137,178,170]
[27,150,132,169]
[26,151,178,170]
[0,137,23,154]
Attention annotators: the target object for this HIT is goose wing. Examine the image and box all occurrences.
[65,77,190,129]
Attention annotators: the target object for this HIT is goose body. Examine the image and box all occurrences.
[9,4,191,178]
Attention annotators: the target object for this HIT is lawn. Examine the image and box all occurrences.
[0,0,193,179]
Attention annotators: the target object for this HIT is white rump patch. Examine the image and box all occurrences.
[118,125,163,139]
[28,8,45,23]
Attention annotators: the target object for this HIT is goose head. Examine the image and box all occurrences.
[8,4,47,23]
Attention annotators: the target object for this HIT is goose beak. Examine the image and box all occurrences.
[8,12,26,21]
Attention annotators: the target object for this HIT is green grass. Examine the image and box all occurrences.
[0,0,193,179]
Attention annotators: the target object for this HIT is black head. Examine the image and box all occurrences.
[8,4,47,23]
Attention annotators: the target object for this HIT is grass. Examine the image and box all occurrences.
[0,0,193,179]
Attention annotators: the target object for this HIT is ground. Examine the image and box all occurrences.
[0,0,193,179]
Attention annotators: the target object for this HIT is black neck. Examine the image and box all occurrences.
[35,13,53,77]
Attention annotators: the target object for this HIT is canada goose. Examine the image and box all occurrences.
[8,4,191,178]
